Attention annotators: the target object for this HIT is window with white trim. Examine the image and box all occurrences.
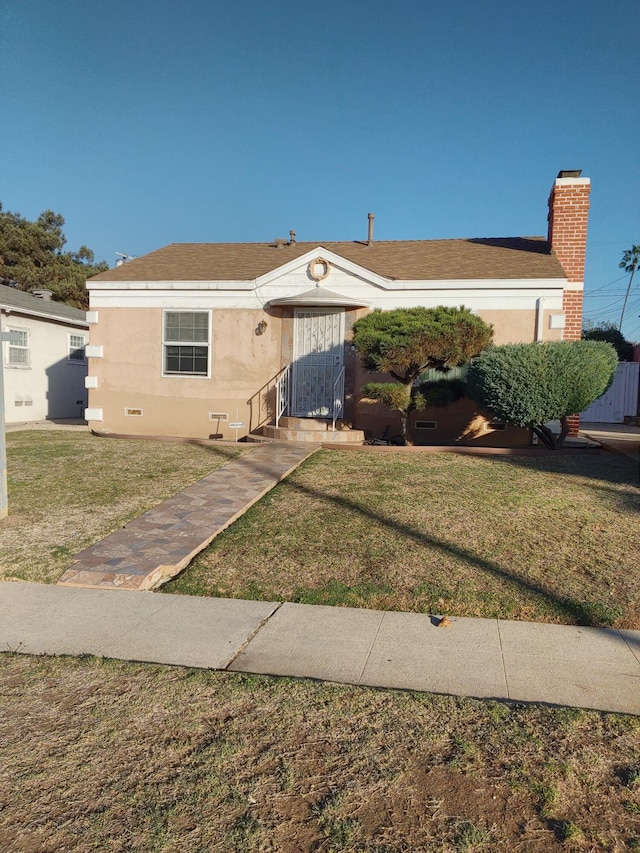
[6,328,29,367]
[68,333,87,363]
[162,311,210,376]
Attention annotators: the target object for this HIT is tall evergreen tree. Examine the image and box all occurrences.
[0,203,108,309]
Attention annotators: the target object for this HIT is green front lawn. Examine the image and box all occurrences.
[165,449,640,629]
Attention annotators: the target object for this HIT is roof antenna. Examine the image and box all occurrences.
[115,251,136,267]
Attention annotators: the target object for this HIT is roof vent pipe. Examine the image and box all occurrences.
[289,230,296,244]
[367,212,375,246]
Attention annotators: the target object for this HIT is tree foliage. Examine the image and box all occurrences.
[0,202,108,309]
[467,340,618,448]
[353,306,494,442]
[582,321,633,361]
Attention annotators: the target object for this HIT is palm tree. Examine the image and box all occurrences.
[618,244,640,331]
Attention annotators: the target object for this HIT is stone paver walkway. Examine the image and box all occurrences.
[57,443,316,591]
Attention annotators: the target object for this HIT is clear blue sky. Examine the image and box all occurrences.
[1,0,638,337]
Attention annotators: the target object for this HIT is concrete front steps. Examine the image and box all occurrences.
[261,416,366,444]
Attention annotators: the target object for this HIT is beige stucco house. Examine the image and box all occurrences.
[84,171,589,445]
[1,285,88,423]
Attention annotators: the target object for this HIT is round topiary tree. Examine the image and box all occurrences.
[352,306,494,443]
[467,340,618,448]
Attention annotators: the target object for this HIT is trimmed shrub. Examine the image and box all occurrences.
[467,341,618,448]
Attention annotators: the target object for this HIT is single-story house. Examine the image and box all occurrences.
[1,285,89,423]
[84,171,589,445]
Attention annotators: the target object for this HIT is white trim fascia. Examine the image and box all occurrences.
[254,246,393,289]
[87,279,253,292]
[86,271,569,296]
[389,277,567,292]
[88,291,566,311]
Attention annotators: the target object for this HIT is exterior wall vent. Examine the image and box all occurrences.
[415,420,437,429]
[209,412,229,421]
[125,408,143,417]
[486,421,507,431]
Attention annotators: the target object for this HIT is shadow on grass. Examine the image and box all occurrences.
[493,450,639,497]
[285,478,627,628]
[197,448,639,641]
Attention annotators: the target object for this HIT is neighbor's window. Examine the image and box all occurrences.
[68,333,87,363]
[7,328,29,366]
[163,311,210,376]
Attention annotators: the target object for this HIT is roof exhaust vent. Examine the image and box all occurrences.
[273,238,288,248]
[289,230,296,244]
[367,212,375,246]
[31,289,52,301]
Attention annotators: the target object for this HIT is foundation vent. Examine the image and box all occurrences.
[209,412,229,421]
[125,408,143,417]
[415,420,437,430]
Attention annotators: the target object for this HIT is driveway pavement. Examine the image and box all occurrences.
[580,421,640,462]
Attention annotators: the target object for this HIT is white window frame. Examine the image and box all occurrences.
[67,332,87,364]
[5,326,30,368]
[162,310,211,378]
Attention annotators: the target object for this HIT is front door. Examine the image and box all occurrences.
[292,309,344,417]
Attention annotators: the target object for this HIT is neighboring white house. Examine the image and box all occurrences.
[0,285,89,423]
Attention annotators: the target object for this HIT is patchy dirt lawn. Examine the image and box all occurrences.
[1,654,639,852]
[1,431,247,584]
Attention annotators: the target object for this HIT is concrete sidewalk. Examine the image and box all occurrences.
[2,582,639,715]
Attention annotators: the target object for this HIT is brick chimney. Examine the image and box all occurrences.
[547,170,591,435]
[547,170,590,338]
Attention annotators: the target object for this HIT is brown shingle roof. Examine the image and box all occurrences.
[88,237,566,283]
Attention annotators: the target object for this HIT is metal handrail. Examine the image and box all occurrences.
[275,363,292,427]
[331,366,345,431]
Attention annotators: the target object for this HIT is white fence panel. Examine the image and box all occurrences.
[581,362,639,423]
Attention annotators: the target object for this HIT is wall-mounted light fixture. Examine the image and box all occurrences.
[256,320,268,336]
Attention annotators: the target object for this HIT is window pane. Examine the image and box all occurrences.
[69,334,86,361]
[164,344,208,375]
[7,329,29,365]
[9,347,28,365]
[164,312,208,343]
[165,313,180,339]
[165,345,181,373]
